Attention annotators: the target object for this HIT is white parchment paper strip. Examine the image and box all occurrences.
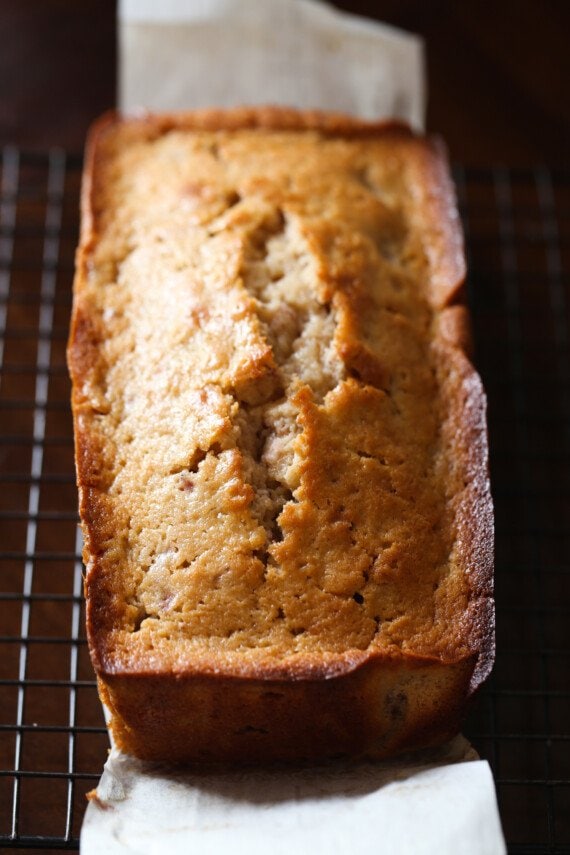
[119,0,425,129]
[82,739,505,855]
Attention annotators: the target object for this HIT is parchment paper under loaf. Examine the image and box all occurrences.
[81,2,505,852]
[81,738,505,855]
[119,0,425,128]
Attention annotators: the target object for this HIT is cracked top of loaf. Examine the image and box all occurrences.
[69,108,493,685]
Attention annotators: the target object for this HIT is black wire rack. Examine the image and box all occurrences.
[0,148,568,853]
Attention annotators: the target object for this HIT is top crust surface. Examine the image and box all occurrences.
[68,107,493,687]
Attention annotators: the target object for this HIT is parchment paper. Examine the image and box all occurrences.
[119,0,425,128]
[81,3,505,852]
[82,737,505,855]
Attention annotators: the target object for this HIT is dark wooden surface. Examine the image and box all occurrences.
[0,0,568,164]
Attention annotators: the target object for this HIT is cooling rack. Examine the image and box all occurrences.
[0,148,568,852]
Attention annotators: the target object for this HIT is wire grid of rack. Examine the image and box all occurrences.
[0,148,568,852]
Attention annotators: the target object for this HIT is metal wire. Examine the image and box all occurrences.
[0,148,105,849]
[0,150,568,851]
[11,148,66,842]
[458,164,570,854]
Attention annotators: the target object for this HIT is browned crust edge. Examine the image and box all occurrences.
[68,107,494,760]
[445,349,495,692]
[87,105,416,141]
[401,130,494,694]
[98,655,476,765]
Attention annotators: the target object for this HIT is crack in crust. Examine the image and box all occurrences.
[232,207,346,549]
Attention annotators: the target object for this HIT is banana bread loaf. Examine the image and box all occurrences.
[68,107,494,764]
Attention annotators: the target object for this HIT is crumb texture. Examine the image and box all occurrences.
[70,122,479,672]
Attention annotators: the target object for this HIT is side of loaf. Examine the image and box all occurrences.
[68,107,494,764]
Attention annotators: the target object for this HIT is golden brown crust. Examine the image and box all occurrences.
[98,655,475,765]
[439,346,495,690]
[68,107,494,763]
[404,136,467,310]
[89,106,415,141]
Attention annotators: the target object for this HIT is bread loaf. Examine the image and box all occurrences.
[68,108,494,764]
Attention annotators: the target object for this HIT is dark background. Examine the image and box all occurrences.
[0,3,569,851]
[0,0,568,164]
